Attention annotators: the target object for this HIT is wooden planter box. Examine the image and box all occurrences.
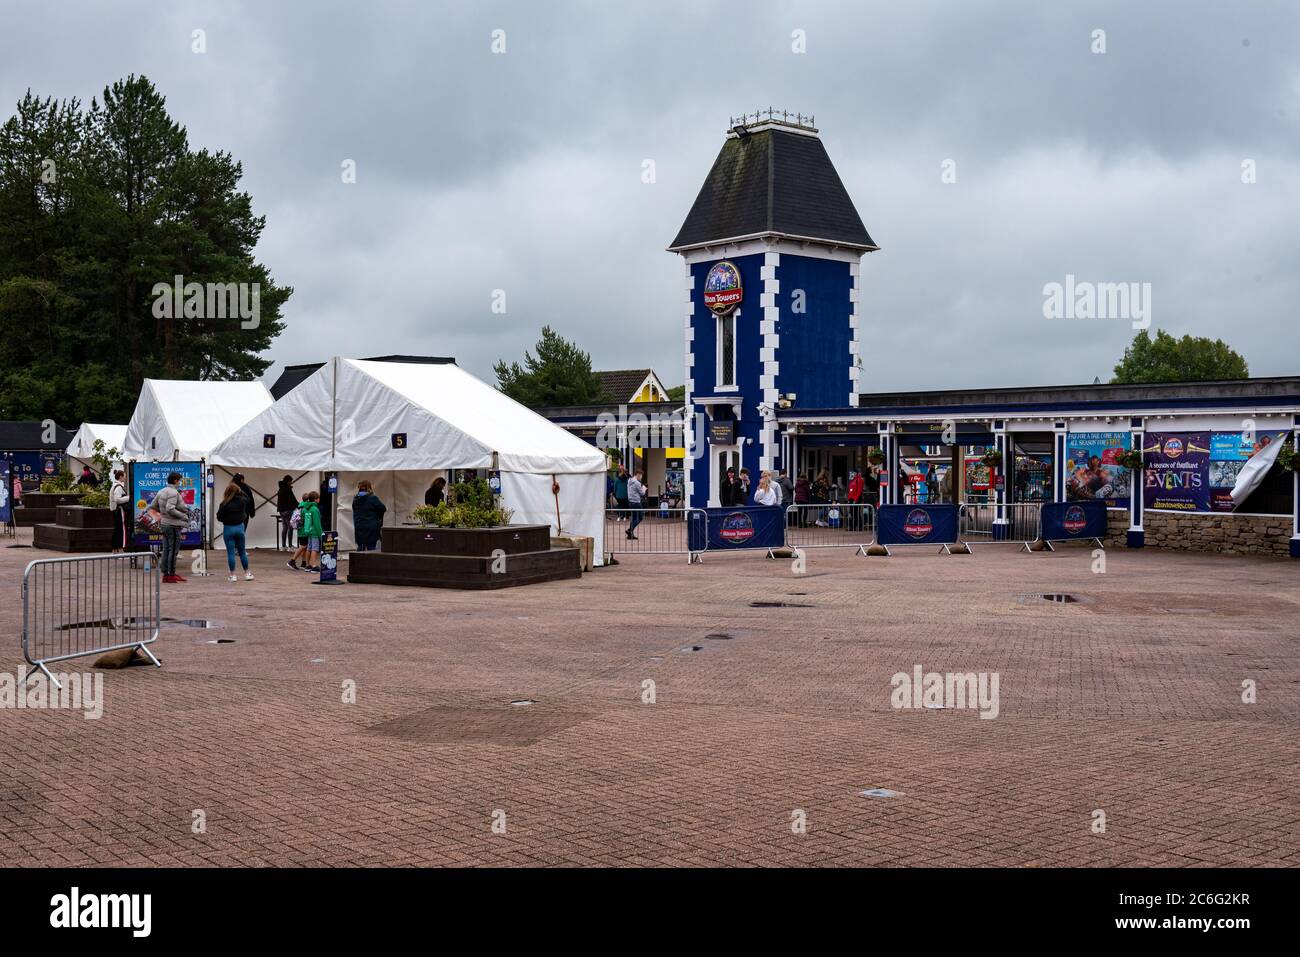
[55,505,114,528]
[380,524,552,557]
[348,524,579,589]
[14,492,85,527]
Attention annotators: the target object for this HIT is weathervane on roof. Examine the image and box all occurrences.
[728,110,817,132]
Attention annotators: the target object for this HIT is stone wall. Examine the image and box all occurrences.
[1102,508,1295,558]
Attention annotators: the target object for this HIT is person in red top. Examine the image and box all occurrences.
[846,471,865,531]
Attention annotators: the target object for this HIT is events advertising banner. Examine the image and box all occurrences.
[687,506,784,551]
[1040,500,1108,541]
[1065,432,1131,507]
[1143,432,1210,512]
[1208,430,1289,512]
[1143,430,1288,513]
[0,461,10,524]
[131,461,204,548]
[876,504,960,547]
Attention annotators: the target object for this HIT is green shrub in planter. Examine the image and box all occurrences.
[80,488,110,508]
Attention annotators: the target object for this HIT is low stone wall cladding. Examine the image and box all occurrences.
[1147,511,1293,557]
[1099,509,1293,558]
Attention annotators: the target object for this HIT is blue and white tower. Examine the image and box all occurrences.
[669,113,877,508]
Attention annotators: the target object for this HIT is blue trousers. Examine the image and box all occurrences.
[222,523,249,572]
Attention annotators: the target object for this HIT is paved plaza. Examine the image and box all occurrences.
[1,528,1296,867]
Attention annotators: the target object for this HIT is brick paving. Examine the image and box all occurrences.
[1,526,1297,867]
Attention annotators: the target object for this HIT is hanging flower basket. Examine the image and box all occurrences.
[980,449,1003,468]
[1115,449,1144,471]
[866,447,885,465]
[1278,443,1299,473]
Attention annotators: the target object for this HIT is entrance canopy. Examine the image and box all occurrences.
[123,379,274,462]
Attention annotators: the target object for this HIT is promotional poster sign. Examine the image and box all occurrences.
[687,506,784,551]
[702,261,743,315]
[1040,500,1107,541]
[131,462,204,547]
[318,531,339,582]
[0,461,10,524]
[7,452,45,489]
[1208,430,1288,511]
[41,452,61,478]
[1143,432,1210,512]
[1065,432,1131,507]
[876,504,960,547]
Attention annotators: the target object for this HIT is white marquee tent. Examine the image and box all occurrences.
[66,423,128,474]
[122,379,275,463]
[209,358,607,559]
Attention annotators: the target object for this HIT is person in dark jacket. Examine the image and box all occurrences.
[352,480,387,552]
[232,473,257,529]
[216,483,253,582]
[75,465,98,487]
[719,467,742,507]
[424,476,446,507]
[276,475,298,549]
[793,473,811,527]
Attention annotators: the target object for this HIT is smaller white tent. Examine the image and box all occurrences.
[122,380,274,462]
[209,358,607,560]
[66,423,128,473]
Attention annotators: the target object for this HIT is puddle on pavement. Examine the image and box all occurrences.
[860,788,900,798]
[510,699,536,707]
[703,633,735,640]
[679,645,704,653]
[57,616,219,631]
[749,601,815,608]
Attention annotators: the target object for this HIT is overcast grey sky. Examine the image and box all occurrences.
[5,1,1298,392]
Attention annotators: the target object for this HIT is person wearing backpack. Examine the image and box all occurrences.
[110,469,131,552]
[286,491,323,571]
[351,479,386,552]
[216,483,254,582]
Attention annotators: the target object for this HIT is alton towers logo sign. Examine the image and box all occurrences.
[703,261,743,315]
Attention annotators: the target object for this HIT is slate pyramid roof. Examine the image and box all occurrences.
[669,122,877,252]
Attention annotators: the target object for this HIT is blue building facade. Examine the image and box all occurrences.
[669,115,876,508]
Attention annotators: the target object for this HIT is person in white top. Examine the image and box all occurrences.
[762,470,783,506]
[110,468,131,553]
[753,475,779,506]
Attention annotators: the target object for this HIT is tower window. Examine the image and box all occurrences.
[717,312,736,387]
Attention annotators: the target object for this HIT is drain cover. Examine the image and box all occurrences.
[860,788,900,798]
[1018,593,1079,605]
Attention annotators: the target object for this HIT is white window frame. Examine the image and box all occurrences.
[716,308,738,391]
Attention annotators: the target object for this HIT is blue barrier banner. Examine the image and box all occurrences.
[0,461,10,523]
[876,504,960,546]
[688,506,785,551]
[1040,500,1107,541]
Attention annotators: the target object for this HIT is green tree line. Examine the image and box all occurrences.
[0,74,289,425]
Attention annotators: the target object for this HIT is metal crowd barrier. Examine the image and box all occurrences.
[605,506,707,564]
[783,503,876,556]
[958,502,1042,549]
[21,554,162,687]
